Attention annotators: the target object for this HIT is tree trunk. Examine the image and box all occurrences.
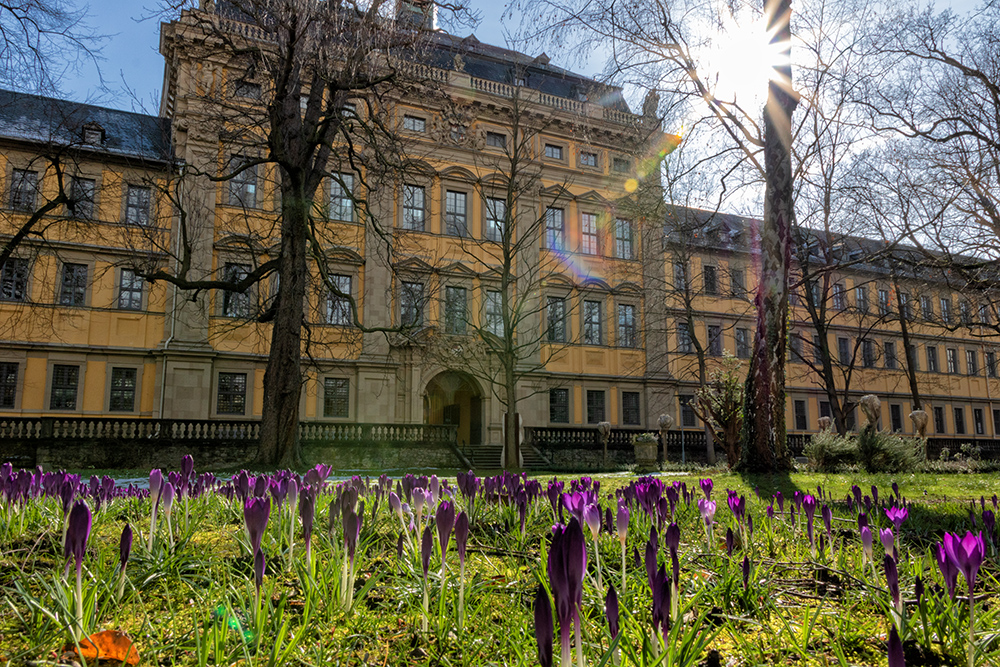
[740,0,797,472]
[696,356,717,465]
[503,362,521,470]
[892,275,922,410]
[256,176,308,468]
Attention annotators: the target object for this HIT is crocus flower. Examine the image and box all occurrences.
[935,543,959,600]
[65,500,91,638]
[455,512,469,568]
[583,503,602,542]
[535,585,554,667]
[606,584,619,639]
[742,555,750,589]
[699,478,713,500]
[299,485,316,565]
[888,625,905,667]
[802,495,817,549]
[861,526,873,565]
[822,504,833,544]
[161,481,176,549]
[698,499,716,526]
[616,504,630,545]
[119,523,132,572]
[885,506,908,532]
[253,548,265,602]
[943,531,986,596]
[884,554,900,615]
[436,501,456,561]
[725,528,735,556]
[244,496,271,556]
[548,519,587,667]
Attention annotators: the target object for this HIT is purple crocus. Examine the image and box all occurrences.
[119,523,132,572]
[548,519,587,667]
[861,526,873,565]
[244,496,271,556]
[935,543,959,600]
[299,485,316,564]
[455,511,470,629]
[253,548,265,602]
[884,554,900,615]
[943,531,986,595]
[605,584,620,640]
[888,625,905,667]
[65,500,91,637]
[885,506,908,532]
[725,528,735,556]
[436,500,456,564]
[742,555,750,590]
[802,494,817,549]
[535,585,554,667]
[699,478,713,500]
[879,527,895,560]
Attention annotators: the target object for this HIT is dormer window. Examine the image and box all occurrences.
[82,122,104,145]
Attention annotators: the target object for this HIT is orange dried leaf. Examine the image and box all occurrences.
[65,630,140,665]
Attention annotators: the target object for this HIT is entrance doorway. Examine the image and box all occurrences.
[424,371,483,446]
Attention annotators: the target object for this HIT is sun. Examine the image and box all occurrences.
[701,12,786,109]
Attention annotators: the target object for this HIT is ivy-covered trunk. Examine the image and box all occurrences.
[740,0,796,472]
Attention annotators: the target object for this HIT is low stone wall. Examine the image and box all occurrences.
[302,441,460,472]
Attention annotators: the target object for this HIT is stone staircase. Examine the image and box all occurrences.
[463,444,553,470]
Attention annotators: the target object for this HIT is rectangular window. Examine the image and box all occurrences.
[819,401,831,419]
[832,283,846,310]
[330,174,354,221]
[890,404,902,432]
[10,169,38,212]
[59,263,87,307]
[947,348,959,374]
[622,391,641,426]
[233,79,261,99]
[680,395,696,427]
[400,281,424,327]
[217,372,247,415]
[545,207,565,251]
[403,115,426,132]
[940,297,952,323]
[581,212,599,255]
[810,282,822,306]
[979,303,991,325]
[878,289,891,316]
[934,406,946,434]
[707,324,722,356]
[884,341,897,369]
[993,409,1000,436]
[967,349,979,375]
[614,219,634,259]
[899,293,911,320]
[69,177,95,219]
[1,257,29,302]
[731,269,746,297]
[677,322,693,354]
[486,131,506,148]
[485,197,506,242]
[484,290,503,336]
[921,295,934,321]
[960,300,971,324]
[586,389,605,423]
[229,158,257,208]
[988,351,997,378]
[580,151,598,167]
[50,364,79,410]
[549,388,569,423]
[118,269,143,311]
[794,400,808,430]
[837,337,850,365]
[546,296,566,343]
[789,333,802,362]
[326,274,352,326]
[735,328,750,359]
[108,367,137,412]
[323,378,350,418]
[856,285,868,313]
[222,263,251,318]
[445,190,468,236]
[862,339,875,368]
[974,408,985,435]
[612,157,630,173]
[703,265,718,295]
[402,184,425,231]
[583,300,602,345]
[544,144,563,160]
[617,304,636,348]
[673,262,687,291]
[125,185,151,225]
[444,285,467,334]
[927,346,939,373]
[954,406,966,435]
[0,362,18,409]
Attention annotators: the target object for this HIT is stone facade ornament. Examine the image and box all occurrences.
[860,394,881,428]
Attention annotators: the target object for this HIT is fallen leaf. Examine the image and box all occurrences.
[63,630,140,665]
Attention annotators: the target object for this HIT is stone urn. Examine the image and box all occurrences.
[633,432,659,472]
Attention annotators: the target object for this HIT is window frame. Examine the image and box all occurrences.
[124,184,151,226]
[48,363,81,411]
[621,391,641,426]
[855,285,868,313]
[322,376,352,419]
[832,283,847,311]
[329,173,355,222]
[485,131,507,149]
[546,296,567,343]
[108,366,139,413]
[118,268,144,311]
[837,337,851,365]
[580,212,599,255]
[545,207,566,251]
[579,150,598,168]
[549,387,570,424]
[966,349,979,376]
[735,327,751,359]
[68,176,96,219]
[227,156,258,208]
[543,143,565,161]
[954,406,966,435]
[793,399,808,431]
[617,303,637,348]
[0,257,29,302]
[947,347,959,374]
[401,183,427,232]
[933,406,946,434]
[613,218,634,259]
[216,371,248,416]
[402,114,427,133]
[703,265,718,295]
[483,289,504,337]
[585,389,606,424]
[59,262,88,307]
[582,299,603,345]
[484,196,507,242]
[221,262,253,318]
[707,324,723,357]
[730,268,746,298]
[884,341,897,370]
[974,407,985,435]
[0,360,21,409]
[400,280,425,327]
[444,189,469,237]
[9,168,38,212]
[444,284,468,334]
[927,345,940,373]
[325,274,353,326]
[679,394,697,427]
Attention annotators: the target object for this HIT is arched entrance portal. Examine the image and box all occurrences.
[423,372,483,446]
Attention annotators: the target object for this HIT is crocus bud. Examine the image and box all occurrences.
[149,469,163,506]
[299,485,316,543]
[65,500,92,574]
[421,525,433,578]
[605,584,620,639]
[861,526,873,562]
[436,500,456,559]
[726,528,735,556]
[698,499,716,527]
[389,492,402,519]
[161,481,176,516]
[455,512,469,568]
[884,554,899,608]
[254,548,265,596]
[665,523,680,553]
[119,524,133,571]
[742,555,750,589]
[534,585,553,667]
[888,625,905,667]
[244,496,271,555]
[879,528,894,556]
[180,455,194,482]
[583,503,602,541]
[699,478,713,500]
[935,543,958,600]
[616,504,630,545]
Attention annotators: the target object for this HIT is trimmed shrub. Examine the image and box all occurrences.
[856,427,924,473]
[803,430,857,472]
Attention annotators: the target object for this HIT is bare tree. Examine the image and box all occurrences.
[145,0,470,466]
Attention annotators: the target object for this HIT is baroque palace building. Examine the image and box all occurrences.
[0,0,998,461]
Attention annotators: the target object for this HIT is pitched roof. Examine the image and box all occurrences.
[0,89,172,163]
